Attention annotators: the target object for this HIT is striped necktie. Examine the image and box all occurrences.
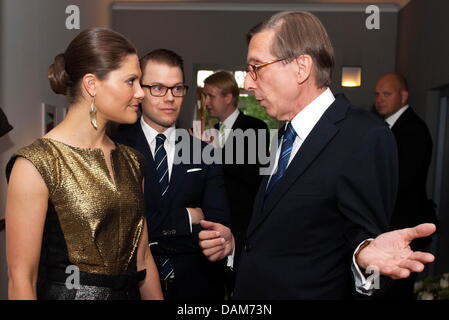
[265,122,297,195]
[154,133,169,196]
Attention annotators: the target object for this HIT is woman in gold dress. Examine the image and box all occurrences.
[5,28,163,300]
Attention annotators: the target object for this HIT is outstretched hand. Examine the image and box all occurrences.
[356,223,436,279]
[198,220,234,262]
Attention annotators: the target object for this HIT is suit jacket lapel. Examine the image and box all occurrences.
[164,132,189,203]
[231,112,245,130]
[222,112,246,152]
[246,98,349,238]
[391,107,413,133]
[249,125,285,222]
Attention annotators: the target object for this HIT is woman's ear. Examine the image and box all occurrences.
[81,73,98,98]
[295,55,313,85]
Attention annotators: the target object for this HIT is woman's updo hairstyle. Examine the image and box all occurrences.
[48,27,137,103]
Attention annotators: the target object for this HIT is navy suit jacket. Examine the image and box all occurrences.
[233,95,398,299]
[113,120,230,299]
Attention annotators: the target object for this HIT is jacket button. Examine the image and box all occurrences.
[244,244,252,252]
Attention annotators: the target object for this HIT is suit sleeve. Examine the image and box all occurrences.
[336,125,398,255]
[148,207,192,239]
[200,162,231,227]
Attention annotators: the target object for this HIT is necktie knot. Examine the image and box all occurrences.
[156,133,166,146]
[283,122,296,143]
[265,122,296,195]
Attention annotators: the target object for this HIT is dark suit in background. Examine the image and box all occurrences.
[381,107,435,300]
[113,121,230,300]
[215,112,269,269]
[390,107,434,242]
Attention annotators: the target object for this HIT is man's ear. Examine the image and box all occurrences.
[81,73,98,98]
[295,54,313,85]
[400,90,409,106]
[224,93,233,105]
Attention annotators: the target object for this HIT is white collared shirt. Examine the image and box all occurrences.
[140,117,177,180]
[385,105,409,128]
[269,87,335,177]
[219,108,240,146]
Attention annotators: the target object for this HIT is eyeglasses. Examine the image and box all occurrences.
[245,58,287,81]
[141,84,189,97]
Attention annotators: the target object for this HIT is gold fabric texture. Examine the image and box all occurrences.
[14,138,145,275]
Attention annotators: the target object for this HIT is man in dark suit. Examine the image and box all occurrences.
[374,73,436,299]
[198,11,436,300]
[202,71,269,270]
[113,49,229,300]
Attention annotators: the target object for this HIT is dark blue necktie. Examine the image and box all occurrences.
[265,122,296,195]
[154,134,175,282]
[154,134,169,197]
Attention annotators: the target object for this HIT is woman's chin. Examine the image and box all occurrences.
[116,114,139,125]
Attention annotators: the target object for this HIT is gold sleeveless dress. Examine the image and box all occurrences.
[7,138,147,299]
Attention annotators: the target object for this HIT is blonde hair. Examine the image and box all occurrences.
[204,71,240,106]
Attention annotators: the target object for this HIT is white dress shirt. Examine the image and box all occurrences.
[267,88,376,295]
[385,104,409,128]
[140,117,193,231]
[218,108,240,146]
[140,117,177,179]
[268,88,335,178]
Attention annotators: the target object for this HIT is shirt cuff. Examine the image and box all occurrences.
[185,208,193,233]
[352,238,376,296]
[226,239,236,269]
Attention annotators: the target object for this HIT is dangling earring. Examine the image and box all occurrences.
[90,97,98,130]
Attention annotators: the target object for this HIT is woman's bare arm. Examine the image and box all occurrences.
[136,219,163,300]
[6,157,48,300]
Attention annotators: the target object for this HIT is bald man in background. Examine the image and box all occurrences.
[374,73,437,300]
